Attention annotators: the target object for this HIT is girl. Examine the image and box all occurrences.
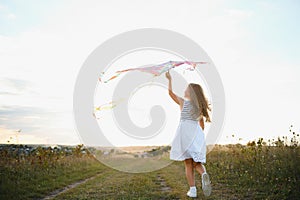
[165,71,211,198]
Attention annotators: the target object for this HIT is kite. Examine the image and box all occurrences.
[94,60,207,119]
[100,61,207,83]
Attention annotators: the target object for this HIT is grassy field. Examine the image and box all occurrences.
[0,136,299,199]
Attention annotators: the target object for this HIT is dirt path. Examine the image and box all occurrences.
[41,173,101,200]
[156,174,172,192]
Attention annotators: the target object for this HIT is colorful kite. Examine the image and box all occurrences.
[94,60,207,119]
[100,61,207,83]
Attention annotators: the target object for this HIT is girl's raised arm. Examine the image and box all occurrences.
[165,71,184,106]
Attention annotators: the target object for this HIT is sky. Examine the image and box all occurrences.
[0,0,299,146]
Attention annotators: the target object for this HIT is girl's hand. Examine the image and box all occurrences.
[165,71,171,80]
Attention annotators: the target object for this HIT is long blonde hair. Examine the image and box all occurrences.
[188,83,211,122]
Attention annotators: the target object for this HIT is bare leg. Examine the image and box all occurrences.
[194,161,205,175]
[194,161,211,196]
[184,158,195,187]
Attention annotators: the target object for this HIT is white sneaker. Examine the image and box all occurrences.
[186,187,197,198]
[201,172,212,196]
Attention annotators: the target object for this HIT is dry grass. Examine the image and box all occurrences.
[0,135,299,199]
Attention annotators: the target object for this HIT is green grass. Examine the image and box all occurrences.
[55,169,176,200]
[207,144,300,199]
[0,152,104,200]
[0,140,299,199]
[101,157,172,173]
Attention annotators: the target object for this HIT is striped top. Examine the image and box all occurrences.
[180,100,199,121]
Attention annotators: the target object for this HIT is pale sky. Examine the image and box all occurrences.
[0,0,299,146]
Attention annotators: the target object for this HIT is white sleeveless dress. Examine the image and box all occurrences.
[170,100,206,163]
